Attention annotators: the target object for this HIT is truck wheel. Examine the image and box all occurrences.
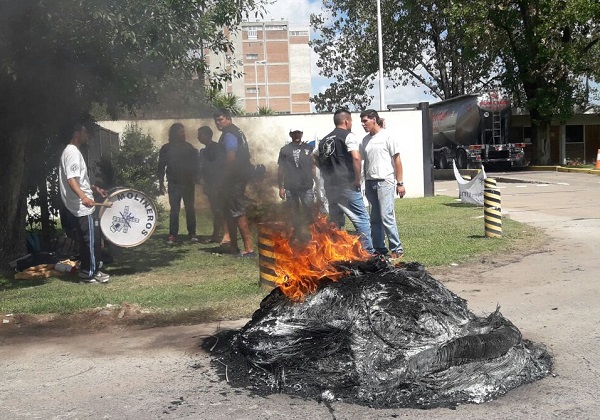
[436,154,448,169]
[455,149,468,169]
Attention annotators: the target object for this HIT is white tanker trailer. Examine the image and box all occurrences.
[428,92,528,169]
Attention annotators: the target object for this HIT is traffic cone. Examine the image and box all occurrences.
[596,149,600,170]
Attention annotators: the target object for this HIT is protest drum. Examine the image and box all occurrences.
[98,188,158,247]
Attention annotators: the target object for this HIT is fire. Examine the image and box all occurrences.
[270,215,370,301]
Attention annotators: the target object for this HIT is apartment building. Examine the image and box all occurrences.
[213,20,311,114]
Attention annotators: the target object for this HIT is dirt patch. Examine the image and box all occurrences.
[0,302,227,340]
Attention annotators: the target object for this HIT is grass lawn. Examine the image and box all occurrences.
[0,195,545,324]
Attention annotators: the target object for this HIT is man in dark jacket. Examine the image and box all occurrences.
[158,122,198,244]
[213,108,255,257]
[314,109,374,254]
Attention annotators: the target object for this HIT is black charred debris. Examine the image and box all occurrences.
[204,259,552,409]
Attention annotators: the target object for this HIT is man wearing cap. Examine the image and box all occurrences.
[277,128,316,225]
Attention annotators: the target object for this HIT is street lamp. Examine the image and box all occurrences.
[254,59,267,111]
[376,0,385,110]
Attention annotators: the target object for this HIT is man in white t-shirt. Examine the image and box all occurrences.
[360,109,405,259]
[59,123,110,284]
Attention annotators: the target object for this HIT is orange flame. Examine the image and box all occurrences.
[270,215,370,301]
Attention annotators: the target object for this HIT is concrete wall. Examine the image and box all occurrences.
[98,109,428,200]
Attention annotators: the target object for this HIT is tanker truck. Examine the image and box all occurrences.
[427,92,528,169]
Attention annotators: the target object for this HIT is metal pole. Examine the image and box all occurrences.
[263,22,269,109]
[254,60,259,111]
[254,60,267,112]
[265,62,269,108]
[376,0,385,111]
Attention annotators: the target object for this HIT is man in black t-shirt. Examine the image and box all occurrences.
[277,128,316,223]
[158,123,198,244]
[197,126,229,244]
[314,109,374,254]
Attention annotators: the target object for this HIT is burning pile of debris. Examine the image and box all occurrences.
[208,220,552,408]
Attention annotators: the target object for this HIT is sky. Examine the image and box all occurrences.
[260,0,439,109]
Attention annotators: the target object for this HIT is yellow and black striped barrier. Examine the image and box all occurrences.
[484,178,502,238]
[257,223,284,289]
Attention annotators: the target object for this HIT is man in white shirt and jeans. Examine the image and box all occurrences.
[360,109,405,259]
[59,123,110,284]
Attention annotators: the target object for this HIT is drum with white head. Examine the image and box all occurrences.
[99,188,158,247]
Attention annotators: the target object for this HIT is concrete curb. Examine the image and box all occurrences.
[528,165,600,176]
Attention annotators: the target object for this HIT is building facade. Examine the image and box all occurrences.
[211,20,311,115]
[511,112,600,165]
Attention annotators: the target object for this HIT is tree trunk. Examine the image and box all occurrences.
[530,113,552,166]
[0,130,29,265]
[37,170,53,251]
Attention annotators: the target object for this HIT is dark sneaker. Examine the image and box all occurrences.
[236,251,257,258]
[94,271,110,283]
[78,270,110,284]
[167,235,177,245]
[190,236,199,243]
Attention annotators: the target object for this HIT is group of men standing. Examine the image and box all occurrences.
[57,108,405,284]
[279,109,405,258]
[158,108,255,258]
[159,107,406,260]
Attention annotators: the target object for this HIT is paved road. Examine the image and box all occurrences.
[435,170,600,240]
[434,172,600,228]
[1,171,599,420]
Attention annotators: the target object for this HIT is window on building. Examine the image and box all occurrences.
[566,125,584,143]
[246,53,258,60]
[266,25,287,31]
[247,87,259,94]
[248,29,257,40]
[290,30,309,36]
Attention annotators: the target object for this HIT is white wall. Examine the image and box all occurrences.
[98,110,427,198]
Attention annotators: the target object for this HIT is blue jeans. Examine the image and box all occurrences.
[285,189,316,240]
[285,188,315,214]
[326,185,374,254]
[365,180,403,255]
[168,183,196,237]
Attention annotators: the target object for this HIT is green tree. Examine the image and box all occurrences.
[0,0,266,264]
[310,0,498,111]
[454,0,600,165]
[99,125,160,200]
